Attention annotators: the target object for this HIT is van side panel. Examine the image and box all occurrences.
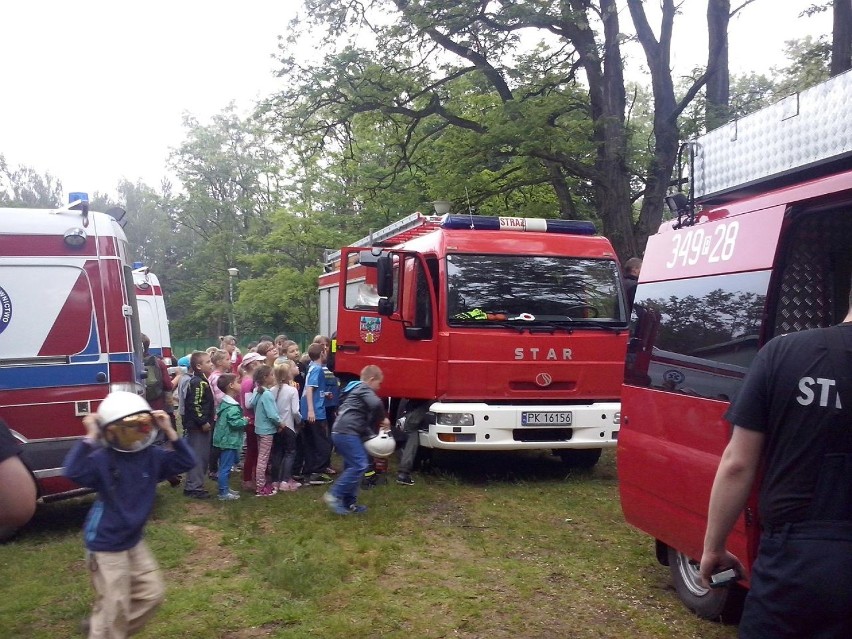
[618,385,754,568]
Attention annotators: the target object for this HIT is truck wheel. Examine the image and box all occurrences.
[558,448,602,468]
[667,546,745,623]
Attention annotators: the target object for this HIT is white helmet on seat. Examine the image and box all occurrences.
[364,431,396,458]
[96,391,157,453]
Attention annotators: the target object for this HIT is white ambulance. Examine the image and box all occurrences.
[0,193,145,502]
[133,265,173,365]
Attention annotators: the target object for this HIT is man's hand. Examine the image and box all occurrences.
[379,417,391,432]
[152,410,179,442]
[699,549,746,587]
[201,422,212,433]
[307,411,316,424]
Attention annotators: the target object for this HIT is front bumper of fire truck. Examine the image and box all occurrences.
[414,402,620,450]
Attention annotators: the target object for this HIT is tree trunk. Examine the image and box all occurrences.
[565,0,636,259]
[546,162,577,219]
[831,0,852,76]
[706,0,731,130]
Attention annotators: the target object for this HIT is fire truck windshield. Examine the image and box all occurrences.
[446,254,626,326]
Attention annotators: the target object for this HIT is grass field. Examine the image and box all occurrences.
[0,450,738,638]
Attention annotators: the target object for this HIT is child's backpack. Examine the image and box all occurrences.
[144,355,164,402]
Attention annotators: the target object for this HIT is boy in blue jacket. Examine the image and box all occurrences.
[63,391,196,638]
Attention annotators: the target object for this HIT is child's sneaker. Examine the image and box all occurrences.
[348,504,368,514]
[228,489,240,497]
[308,473,333,485]
[286,479,302,491]
[396,473,415,486]
[277,480,300,492]
[255,484,278,497]
[322,491,351,515]
[218,492,240,501]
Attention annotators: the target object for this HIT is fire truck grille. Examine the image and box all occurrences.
[513,428,573,442]
[774,211,852,335]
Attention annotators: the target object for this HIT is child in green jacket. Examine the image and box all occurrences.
[213,374,248,501]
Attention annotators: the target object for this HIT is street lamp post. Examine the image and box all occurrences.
[227,267,239,338]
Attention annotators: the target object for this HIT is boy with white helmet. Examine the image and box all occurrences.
[323,365,391,515]
[63,391,197,638]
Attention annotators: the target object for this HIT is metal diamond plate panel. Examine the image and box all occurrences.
[774,211,852,335]
[694,70,852,201]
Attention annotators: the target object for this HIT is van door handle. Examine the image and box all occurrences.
[337,343,360,353]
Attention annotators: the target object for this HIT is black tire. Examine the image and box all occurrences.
[667,546,745,623]
[558,448,602,468]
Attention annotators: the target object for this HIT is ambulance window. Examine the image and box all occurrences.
[0,265,95,359]
[625,270,770,402]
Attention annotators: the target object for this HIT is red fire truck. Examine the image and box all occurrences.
[319,210,629,467]
[618,70,852,621]
[0,194,145,510]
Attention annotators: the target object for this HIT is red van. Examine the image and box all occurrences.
[618,70,852,620]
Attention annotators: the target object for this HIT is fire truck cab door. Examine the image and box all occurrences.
[338,250,438,399]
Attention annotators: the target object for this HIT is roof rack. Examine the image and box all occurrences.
[690,69,852,203]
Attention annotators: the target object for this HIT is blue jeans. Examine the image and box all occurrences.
[217,448,239,496]
[330,433,369,507]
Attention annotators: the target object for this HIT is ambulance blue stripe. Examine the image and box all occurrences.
[0,363,110,390]
[80,316,100,356]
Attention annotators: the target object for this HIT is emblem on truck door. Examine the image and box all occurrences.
[359,316,382,343]
[535,372,553,387]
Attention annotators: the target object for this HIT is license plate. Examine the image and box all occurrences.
[521,411,573,425]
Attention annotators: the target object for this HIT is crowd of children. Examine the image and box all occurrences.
[59,334,394,638]
[170,334,357,501]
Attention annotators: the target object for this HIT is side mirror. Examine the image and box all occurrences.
[378,298,394,316]
[376,255,394,298]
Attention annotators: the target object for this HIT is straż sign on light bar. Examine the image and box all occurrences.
[499,217,547,232]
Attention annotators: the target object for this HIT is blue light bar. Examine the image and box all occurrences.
[440,214,596,235]
[69,192,89,203]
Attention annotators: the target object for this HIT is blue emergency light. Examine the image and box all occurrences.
[68,192,89,203]
[440,214,596,235]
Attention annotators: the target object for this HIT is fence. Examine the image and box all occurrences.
[171,332,314,359]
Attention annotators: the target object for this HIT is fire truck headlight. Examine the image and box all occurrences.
[64,227,88,248]
[436,412,474,426]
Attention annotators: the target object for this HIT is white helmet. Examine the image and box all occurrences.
[96,391,157,453]
[364,431,396,458]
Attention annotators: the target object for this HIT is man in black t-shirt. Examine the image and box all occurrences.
[701,299,852,638]
[0,418,37,531]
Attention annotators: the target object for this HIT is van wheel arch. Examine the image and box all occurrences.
[667,546,745,623]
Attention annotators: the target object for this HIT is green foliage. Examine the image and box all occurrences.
[0,154,63,207]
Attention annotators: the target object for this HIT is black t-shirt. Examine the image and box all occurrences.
[725,325,852,526]
[0,419,22,464]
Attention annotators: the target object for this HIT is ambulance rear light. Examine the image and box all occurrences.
[440,215,596,235]
[109,382,144,395]
[109,362,144,396]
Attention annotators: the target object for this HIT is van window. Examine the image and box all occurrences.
[625,270,770,402]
